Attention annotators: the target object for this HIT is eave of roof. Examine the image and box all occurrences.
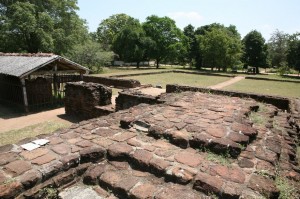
[0,53,90,78]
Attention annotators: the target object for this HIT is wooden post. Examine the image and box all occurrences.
[21,78,29,113]
[53,64,58,97]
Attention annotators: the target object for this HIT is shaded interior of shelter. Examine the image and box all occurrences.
[0,54,90,114]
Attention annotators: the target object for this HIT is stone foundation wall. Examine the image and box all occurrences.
[115,90,163,111]
[166,84,290,110]
[83,75,141,88]
[65,82,113,119]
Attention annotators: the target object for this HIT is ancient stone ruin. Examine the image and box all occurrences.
[0,86,299,198]
[64,82,114,120]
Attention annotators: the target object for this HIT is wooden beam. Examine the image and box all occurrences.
[30,70,83,76]
[21,78,29,113]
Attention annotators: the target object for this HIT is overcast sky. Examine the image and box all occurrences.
[77,0,299,40]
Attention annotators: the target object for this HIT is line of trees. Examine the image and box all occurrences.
[1,1,299,74]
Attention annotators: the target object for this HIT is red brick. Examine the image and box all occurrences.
[80,147,106,163]
[19,170,42,189]
[127,138,142,147]
[92,138,115,148]
[60,132,79,139]
[156,184,200,199]
[76,140,94,148]
[31,153,56,165]
[248,174,279,198]
[227,132,249,143]
[174,151,202,167]
[60,154,80,170]
[115,176,140,193]
[130,182,157,199]
[0,152,18,166]
[48,137,63,145]
[231,122,257,137]
[0,171,7,184]
[0,181,23,199]
[20,148,49,160]
[51,143,71,155]
[131,149,153,167]
[238,158,254,168]
[100,171,122,187]
[206,126,227,138]
[167,166,197,184]
[210,165,245,183]
[108,143,133,159]
[149,157,170,172]
[255,146,278,165]
[194,172,224,194]
[111,132,136,142]
[4,160,32,177]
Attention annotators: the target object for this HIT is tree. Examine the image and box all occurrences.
[142,15,184,68]
[112,19,148,68]
[198,26,242,72]
[183,24,198,67]
[194,23,240,69]
[67,40,114,73]
[96,14,137,50]
[268,30,289,67]
[0,0,88,54]
[242,30,268,73]
[287,33,300,74]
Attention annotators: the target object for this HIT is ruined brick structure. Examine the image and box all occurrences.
[0,90,299,198]
[65,82,113,120]
[83,75,141,88]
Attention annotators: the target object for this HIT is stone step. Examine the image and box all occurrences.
[104,133,273,199]
[83,161,205,199]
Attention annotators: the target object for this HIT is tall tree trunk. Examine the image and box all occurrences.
[255,66,260,74]
[156,59,159,69]
[137,61,140,69]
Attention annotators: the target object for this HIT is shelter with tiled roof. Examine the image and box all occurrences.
[0,53,89,112]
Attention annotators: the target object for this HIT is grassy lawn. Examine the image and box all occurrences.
[122,73,231,88]
[0,121,70,146]
[224,79,300,98]
[97,66,186,77]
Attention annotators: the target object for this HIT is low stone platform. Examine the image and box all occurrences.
[0,92,299,199]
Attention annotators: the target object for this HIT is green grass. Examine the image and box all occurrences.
[0,121,69,146]
[276,177,298,199]
[121,73,231,88]
[97,66,185,77]
[224,79,300,98]
[205,149,231,166]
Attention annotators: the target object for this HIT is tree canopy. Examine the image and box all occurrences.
[112,19,149,68]
[0,0,88,54]
[96,13,137,50]
[142,15,185,68]
[197,25,242,71]
[242,30,268,73]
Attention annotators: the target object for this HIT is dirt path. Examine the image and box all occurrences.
[0,107,72,133]
[208,76,245,89]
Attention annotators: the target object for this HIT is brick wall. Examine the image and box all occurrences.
[83,75,141,88]
[115,90,163,111]
[65,82,113,119]
[166,84,290,110]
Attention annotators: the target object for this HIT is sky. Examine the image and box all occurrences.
[77,0,300,40]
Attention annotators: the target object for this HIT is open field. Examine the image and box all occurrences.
[224,79,300,98]
[122,73,231,88]
[98,66,185,77]
[0,121,70,146]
